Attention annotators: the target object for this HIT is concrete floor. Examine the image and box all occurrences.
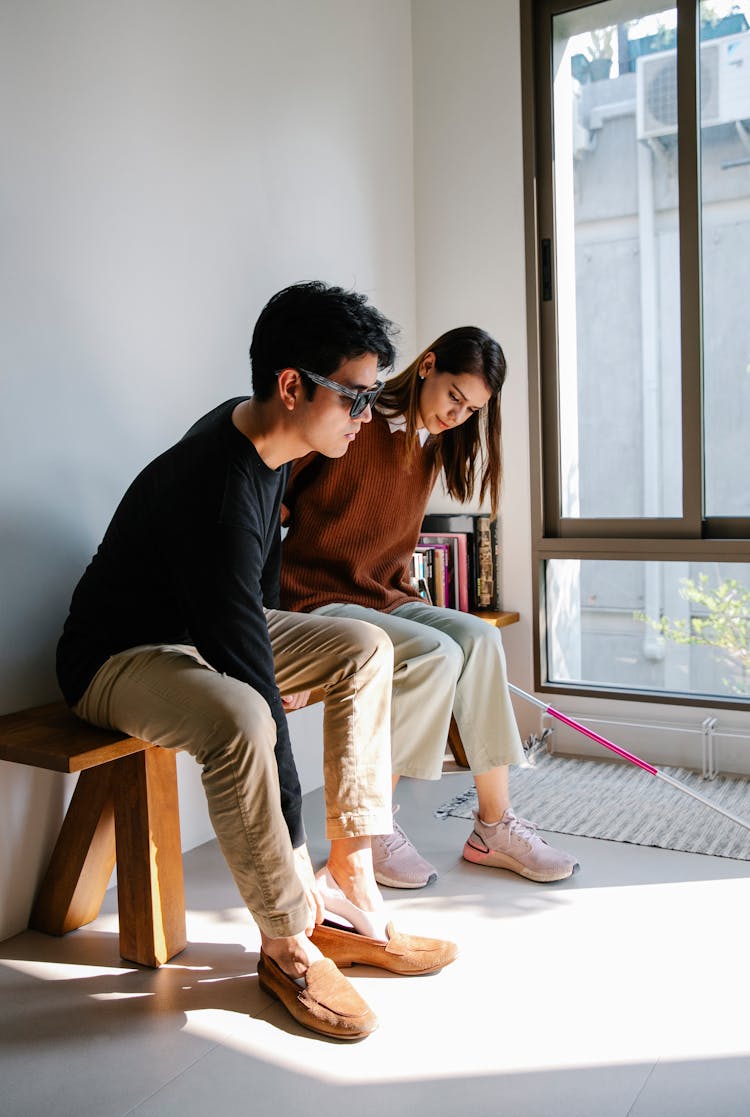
[2,771,750,1117]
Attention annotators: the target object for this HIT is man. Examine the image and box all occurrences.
[57,281,456,1041]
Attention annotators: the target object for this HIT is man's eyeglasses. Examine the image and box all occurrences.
[289,367,385,418]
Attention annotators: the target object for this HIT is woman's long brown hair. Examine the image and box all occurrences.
[377,326,506,516]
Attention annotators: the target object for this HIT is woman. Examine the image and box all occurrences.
[280,326,578,888]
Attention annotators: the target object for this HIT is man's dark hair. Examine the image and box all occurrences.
[250,281,398,401]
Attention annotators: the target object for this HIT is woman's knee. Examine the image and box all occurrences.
[470,622,505,665]
[396,624,464,682]
[438,634,464,683]
[448,613,504,658]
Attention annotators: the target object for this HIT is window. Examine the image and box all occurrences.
[525,0,750,708]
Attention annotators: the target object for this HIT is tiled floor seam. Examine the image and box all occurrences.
[119,986,287,1116]
[120,1043,226,1117]
[624,1059,659,1117]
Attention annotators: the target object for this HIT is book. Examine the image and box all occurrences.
[474,515,494,608]
[419,531,468,611]
[432,544,448,607]
[490,517,502,610]
[415,545,434,597]
[411,548,438,604]
[487,516,505,607]
[421,514,478,607]
[417,541,452,607]
[417,576,433,605]
[419,514,503,613]
[421,513,475,533]
[410,550,425,584]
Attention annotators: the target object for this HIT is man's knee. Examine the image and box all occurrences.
[192,684,277,767]
[339,618,395,675]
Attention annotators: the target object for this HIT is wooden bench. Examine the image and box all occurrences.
[0,703,185,968]
[0,610,518,968]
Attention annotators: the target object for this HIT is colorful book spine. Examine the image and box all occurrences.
[418,514,502,613]
[490,517,502,610]
[474,515,494,608]
[431,544,449,607]
[418,532,468,611]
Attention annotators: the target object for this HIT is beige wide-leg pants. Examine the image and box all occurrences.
[73,609,393,938]
[315,601,524,780]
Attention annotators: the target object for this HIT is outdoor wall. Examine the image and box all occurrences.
[571,66,750,700]
[0,0,416,942]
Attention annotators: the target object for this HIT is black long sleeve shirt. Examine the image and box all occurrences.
[56,398,304,846]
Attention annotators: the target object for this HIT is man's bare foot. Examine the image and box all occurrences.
[259,931,325,980]
[257,937,378,1040]
[327,836,382,912]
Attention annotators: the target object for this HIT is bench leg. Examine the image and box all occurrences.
[113,748,186,967]
[29,765,117,935]
[447,715,470,768]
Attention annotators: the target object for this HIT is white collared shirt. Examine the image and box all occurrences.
[384,413,431,446]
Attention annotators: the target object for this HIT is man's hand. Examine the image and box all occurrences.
[282,690,311,711]
[293,844,325,935]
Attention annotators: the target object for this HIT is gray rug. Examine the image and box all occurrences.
[435,751,750,861]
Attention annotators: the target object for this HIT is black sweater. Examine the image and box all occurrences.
[56,398,304,846]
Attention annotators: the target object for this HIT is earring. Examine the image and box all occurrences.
[418,373,425,380]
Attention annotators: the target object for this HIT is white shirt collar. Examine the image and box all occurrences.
[384,413,430,446]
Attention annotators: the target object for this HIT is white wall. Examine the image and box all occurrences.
[0,0,416,942]
[412,0,538,741]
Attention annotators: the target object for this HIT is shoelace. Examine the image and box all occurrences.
[473,810,542,852]
[379,807,412,854]
[380,821,412,854]
[503,811,546,848]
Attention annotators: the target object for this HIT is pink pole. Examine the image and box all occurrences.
[508,683,750,835]
[545,706,658,775]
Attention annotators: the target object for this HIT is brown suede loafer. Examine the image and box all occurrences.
[310,920,458,976]
[257,951,377,1040]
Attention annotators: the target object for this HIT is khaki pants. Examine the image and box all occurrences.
[315,601,524,780]
[73,609,393,938]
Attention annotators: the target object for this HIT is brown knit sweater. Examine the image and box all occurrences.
[280,411,437,613]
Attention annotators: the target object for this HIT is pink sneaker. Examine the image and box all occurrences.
[372,807,438,889]
[463,809,578,883]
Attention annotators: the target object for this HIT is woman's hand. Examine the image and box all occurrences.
[281,690,311,711]
[293,844,325,934]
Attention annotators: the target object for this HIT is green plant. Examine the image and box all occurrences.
[636,574,750,696]
[585,26,614,60]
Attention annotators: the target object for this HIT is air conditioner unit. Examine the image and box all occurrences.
[636,31,750,141]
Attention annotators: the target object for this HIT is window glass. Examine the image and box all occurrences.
[552,1,683,518]
[699,1,750,516]
[546,558,750,701]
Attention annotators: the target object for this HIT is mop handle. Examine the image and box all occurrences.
[508,682,750,834]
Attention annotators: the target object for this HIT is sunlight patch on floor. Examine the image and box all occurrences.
[178,873,750,1083]
[0,957,134,981]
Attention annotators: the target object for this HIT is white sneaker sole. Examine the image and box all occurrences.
[373,868,438,890]
[462,842,577,883]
